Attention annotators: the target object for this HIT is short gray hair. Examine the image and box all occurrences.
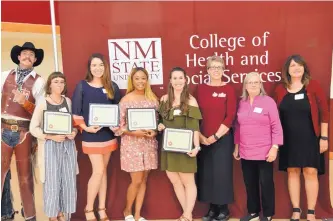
[206,55,225,70]
[241,72,266,100]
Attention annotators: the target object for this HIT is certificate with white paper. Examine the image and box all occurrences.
[162,128,193,153]
[43,111,72,135]
[127,108,157,131]
[89,104,119,127]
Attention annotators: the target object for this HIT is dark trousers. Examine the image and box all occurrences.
[1,171,14,219]
[241,159,275,217]
[1,128,35,220]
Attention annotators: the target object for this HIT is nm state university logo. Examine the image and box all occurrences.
[108,38,163,89]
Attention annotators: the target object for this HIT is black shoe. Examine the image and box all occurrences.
[212,210,230,221]
[290,208,302,221]
[240,213,260,221]
[203,205,218,221]
[307,209,315,221]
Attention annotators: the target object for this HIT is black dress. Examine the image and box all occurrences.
[278,87,325,175]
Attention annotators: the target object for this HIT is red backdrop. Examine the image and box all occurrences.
[2,2,333,220]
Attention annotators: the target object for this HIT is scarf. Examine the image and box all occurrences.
[16,66,33,88]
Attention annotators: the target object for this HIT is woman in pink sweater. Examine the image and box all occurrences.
[234,72,283,221]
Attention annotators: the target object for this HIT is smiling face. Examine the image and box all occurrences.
[207,61,224,81]
[90,57,105,78]
[132,70,147,91]
[170,70,186,92]
[18,49,36,69]
[245,74,261,96]
[288,59,305,79]
[50,77,65,95]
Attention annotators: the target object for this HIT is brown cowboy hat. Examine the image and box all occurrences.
[10,42,44,67]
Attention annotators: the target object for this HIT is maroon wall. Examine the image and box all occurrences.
[2,1,333,221]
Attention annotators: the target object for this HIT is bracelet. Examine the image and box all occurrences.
[320,136,328,141]
[213,133,220,141]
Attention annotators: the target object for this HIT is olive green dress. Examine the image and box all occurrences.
[159,101,202,173]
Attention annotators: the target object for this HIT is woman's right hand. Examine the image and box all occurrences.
[46,135,67,142]
[84,126,102,133]
[199,135,210,146]
[157,123,166,132]
[233,145,240,160]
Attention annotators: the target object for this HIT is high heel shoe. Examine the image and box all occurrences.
[97,208,110,221]
[306,209,315,221]
[84,209,97,221]
[290,208,302,221]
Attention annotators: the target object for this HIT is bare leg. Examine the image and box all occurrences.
[98,152,112,219]
[287,168,301,220]
[123,172,144,217]
[134,170,150,220]
[166,171,186,212]
[179,173,197,221]
[303,167,318,221]
[85,154,105,220]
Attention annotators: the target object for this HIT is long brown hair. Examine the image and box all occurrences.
[45,71,67,95]
[282,54,311,88]
[165,67,190,114]
[85,53,114,99]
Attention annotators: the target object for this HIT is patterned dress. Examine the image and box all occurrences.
[119,100,159,172]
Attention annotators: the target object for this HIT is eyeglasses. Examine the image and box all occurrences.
[209,66,223,71]
[246,81,260,85]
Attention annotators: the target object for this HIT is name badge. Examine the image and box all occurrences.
[294,94,304,100]
[102,89,107,94]
[253,107,263,113]
[59,107,68,113]
[173,109,181,116]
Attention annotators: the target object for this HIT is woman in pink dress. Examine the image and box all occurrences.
[118,67,159,221]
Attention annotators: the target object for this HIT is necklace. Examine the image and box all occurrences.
[49,95,63,105]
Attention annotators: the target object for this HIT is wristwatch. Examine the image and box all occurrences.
[213,133,220,141]
[320,136,328,141]
[194,146,201,151]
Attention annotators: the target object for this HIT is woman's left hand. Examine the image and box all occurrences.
[187,148,199,157]
[266,147,278,162]
[319,139,328,153]
[207,135,216,145]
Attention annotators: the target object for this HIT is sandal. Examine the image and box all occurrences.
[307,209,315,221]
[178,215,193,221]
[84,209,97,221]
[290,208,302,221]
[97,208,110,221]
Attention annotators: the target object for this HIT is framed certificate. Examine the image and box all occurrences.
[89,104,119,127]
[162,128,193,153]
[43,111,72,135]
[127,108,157,131]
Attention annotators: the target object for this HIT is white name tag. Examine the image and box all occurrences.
[102,89,107,94]
[59,107,68,113]
[253,107,263,113]
[294,94,304,100]
[173,109,181,116]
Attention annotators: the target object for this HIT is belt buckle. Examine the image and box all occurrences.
[10,125,19,132]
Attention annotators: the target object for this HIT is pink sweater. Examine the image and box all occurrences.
[234,95,283,160]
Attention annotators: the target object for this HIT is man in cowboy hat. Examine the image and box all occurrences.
[1,42,46,221]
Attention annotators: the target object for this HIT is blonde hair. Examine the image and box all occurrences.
[241,72,266,100]
[126,67,158,101]
[206,55,225,70]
